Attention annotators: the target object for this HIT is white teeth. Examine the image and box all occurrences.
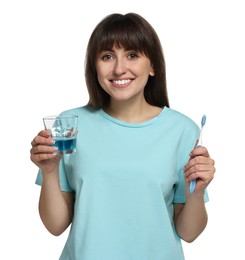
[113,79,130,85]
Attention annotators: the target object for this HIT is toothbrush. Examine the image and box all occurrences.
[189,115,207,193]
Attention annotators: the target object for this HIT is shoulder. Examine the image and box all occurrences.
[59,105,98,117]
[164,107,199,133]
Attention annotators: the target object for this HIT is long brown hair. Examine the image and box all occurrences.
[85,13,169,109]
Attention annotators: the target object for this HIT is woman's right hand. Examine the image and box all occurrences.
[30,130,62,173]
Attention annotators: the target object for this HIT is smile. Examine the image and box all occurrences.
[111,79,132,88]
[113,79,131,85]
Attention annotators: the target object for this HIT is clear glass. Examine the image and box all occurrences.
[43,115,78,154]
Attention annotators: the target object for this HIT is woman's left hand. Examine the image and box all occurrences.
[184,146,215,192]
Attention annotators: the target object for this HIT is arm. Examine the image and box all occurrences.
[174,146,215,243]
[31,130,74,236]
[174,193,207,243]
[39,168,74,236]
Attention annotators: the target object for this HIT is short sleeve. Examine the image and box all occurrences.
[173,123,209,203]
[59,158,74,192]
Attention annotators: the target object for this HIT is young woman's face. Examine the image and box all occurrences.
[95,46,154,104]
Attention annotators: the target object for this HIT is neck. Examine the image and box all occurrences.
[104,98,162,123]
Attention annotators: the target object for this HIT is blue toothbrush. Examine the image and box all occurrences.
[189,115,207,193]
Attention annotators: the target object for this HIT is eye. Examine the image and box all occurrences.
[101,54,113,61]
[128,52,139,59]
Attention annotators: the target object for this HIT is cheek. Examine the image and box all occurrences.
[96,63,109,80]
[96,74,108,93]
[95,60,104,75]
[96,76,105,90]
[95,66,105,85]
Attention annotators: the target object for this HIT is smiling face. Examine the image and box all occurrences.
[85,13,168,109]
[95,46,155,105]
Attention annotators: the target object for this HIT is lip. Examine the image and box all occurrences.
[110,78,133,88]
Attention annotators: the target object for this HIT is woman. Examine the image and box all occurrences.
[30,13,215,260]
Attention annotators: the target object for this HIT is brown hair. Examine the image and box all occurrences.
[85,13,169,109]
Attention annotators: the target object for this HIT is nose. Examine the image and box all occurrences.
[113,58,126,75]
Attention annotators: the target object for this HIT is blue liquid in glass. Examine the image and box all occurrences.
[54,137,77,154]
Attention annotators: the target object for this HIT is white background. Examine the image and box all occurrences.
[0,0,244,259]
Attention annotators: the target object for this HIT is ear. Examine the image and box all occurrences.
[149,66,155,76]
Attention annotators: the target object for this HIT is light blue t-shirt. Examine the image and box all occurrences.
[36,106,208,260]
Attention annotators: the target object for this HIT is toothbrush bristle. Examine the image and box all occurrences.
[201,115,206,126]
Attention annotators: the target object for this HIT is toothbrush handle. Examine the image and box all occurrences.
[189,180,196,193]
[190,114,206,193]
[189,144,201,193]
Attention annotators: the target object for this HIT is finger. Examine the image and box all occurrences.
[185,163,212,178]
[190,146,209,158]
[30,152,57,163]
[186,170,214,185]
[39,129,51,136]
[31,134,54,147]
[31,130,50,145]
[30,144,58,155]
[185,156,212,171]
[30,145,59,165]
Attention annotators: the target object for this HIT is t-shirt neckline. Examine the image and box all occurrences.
[99,106,169,128]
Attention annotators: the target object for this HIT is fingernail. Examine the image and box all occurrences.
[49,138,55,144]
[52,147,58,154]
